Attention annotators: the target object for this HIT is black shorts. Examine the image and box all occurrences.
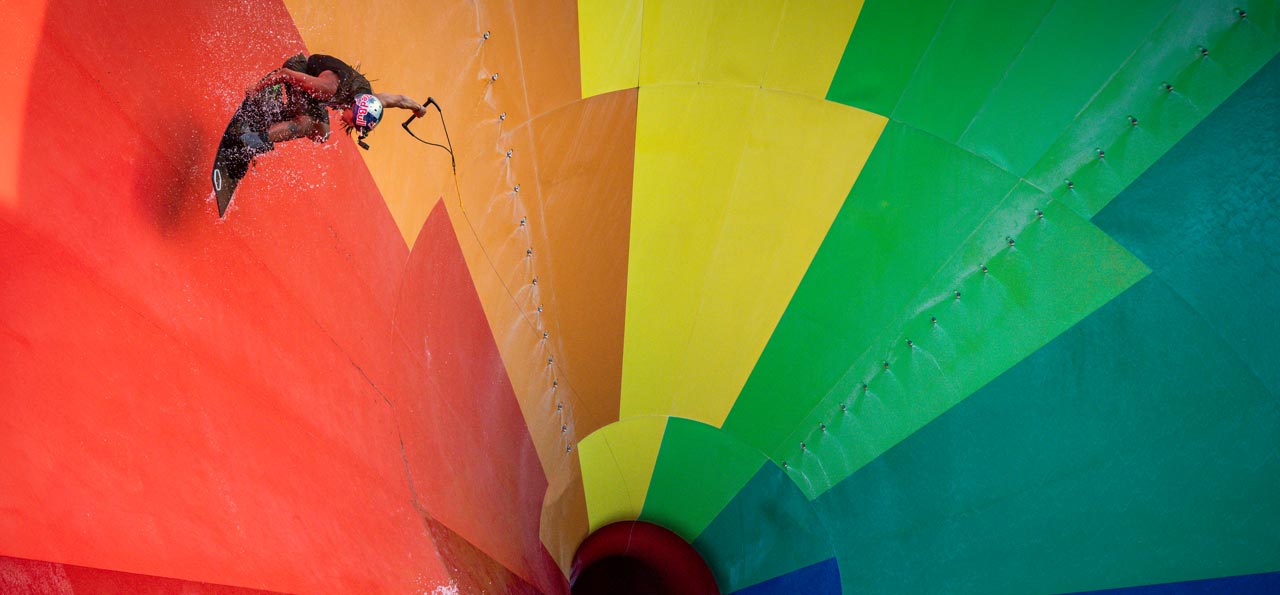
[239,54,331,135]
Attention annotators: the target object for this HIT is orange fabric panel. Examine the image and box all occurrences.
[0,0,46,205]
[391,201,567,595]
[284,0,628,576]
[541,452,591,577]
[527,89,638,435]
[460,90,637,573]
[513,0,584,118]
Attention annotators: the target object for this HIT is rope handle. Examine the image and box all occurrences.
[402,97,456,173]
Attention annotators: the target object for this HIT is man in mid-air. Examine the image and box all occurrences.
[229,53,427,177]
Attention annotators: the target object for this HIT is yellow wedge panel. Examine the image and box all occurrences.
[621,84,886,427]
[579,416,669,533]
[638,0,778,87]
[638,0,862,95]
[764,0,865,98]
[579,0,644,98]
[620,84,753,421]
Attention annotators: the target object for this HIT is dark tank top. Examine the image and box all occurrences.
[299,54,373,105]
[270,53,373,129]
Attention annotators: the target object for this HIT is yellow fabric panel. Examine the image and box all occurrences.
[578,416,669,533]
[764,0,865,97]
[579,0,644,98]
[637,0,862,95]
[638,0,779,87]
[622,84,885,426]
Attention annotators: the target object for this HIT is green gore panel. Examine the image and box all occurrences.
[724,123,1019,457]
[1027,0,1280,218]
[640,417,767,542]
[1092,50,1280,395]
[775,184,1146,498]
[958,0,1173,176]
[815,278,1280,595]
[891,0,1055,142]
[692,463,836,594]
[825,0,952,116]
[730,0,1280,496]
[813,50,1280,595]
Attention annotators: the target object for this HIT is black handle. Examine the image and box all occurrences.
[401,96,456,173]
[403,97,439,128]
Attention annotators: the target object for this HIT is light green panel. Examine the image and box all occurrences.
[957,0,1173,176]
[725,123,1021,458]
[891,0,1054,142]
[640,417,767,542]
[825,0,953,115]
[779,186,1148,498]
[1028,0,1280,218]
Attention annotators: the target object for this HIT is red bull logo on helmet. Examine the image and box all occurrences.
[354,94,383,131]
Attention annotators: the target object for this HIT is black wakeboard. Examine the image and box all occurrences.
[211,84,290,217]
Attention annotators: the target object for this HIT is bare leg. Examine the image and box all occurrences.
[237,115,330,163]
[267,116,330,144]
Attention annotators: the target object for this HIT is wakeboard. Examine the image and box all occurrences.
[211,85,287,217]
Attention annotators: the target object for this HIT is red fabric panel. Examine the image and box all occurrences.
[392,200,568,595]
[0,555,290,595]
[0,1,563,593]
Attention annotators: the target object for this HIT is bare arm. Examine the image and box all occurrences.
[374,93,428,118]
[249,68,341,101]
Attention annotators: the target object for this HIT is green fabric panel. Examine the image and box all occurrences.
[692,464,836,593]
[892,0,1055,142]
[640,417,767,542]
[1092,49,1280,396]
[815,278,1280,594]
[724,123,1018,456]
[730,0,1280,492]
[958,0,1172,176]
[814,50,1280,594]
[824,0,952,116]
[1028,0,1280,218]
[777,184,1147,498]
